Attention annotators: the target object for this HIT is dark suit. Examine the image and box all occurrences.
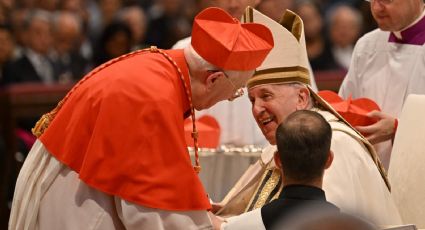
[51,52,89,81]
[261,185,339,230]
[1,55,43,85]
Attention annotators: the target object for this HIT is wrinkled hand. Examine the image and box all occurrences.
[208,211,225,230]
[355,110,396,144]
[211,203,224,214]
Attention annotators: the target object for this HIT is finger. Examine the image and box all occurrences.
[356,124,379,134]
[366,110,383,118]
[366,133,380,144]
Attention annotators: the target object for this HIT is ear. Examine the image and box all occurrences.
[273,151,282,169]
[324,150,334,169]
[205,71,223,91]
[296,86,310,110]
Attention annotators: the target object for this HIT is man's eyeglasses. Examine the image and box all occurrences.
[366,0,394,5]
[207,70,245,101]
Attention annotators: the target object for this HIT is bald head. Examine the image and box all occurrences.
[52,12,82,54]
[276,110,332,183]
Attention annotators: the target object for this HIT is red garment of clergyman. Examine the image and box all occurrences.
[40,49,211,211]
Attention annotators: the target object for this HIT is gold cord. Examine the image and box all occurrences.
[32,46,201,173]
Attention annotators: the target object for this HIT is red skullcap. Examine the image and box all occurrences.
[318,90,381,127]
[191,7,274,71]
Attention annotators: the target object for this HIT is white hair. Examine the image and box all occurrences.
[285,82,315,109]
[185,44,216,70]
[184,44,255,80]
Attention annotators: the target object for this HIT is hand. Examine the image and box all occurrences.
[355,110,396,144]
[211,203,224,214]
[208,211,225,230]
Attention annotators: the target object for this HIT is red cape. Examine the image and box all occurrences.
[40,49,211,211]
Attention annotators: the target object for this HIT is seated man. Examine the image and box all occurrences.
[215,8,401,226]
[222,110,339,229]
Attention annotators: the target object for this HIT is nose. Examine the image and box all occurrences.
[252,99,265,118]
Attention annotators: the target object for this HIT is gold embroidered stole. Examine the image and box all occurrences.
[245,166,282,212]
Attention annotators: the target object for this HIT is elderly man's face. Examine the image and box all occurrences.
[248,84,300,145]
[193,70,253,110]
[370,0,423,31]
[27,18,52,55]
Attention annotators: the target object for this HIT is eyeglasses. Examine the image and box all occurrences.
[366,0,394,5]
[207,70,245,101]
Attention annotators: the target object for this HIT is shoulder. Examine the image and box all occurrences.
[223,209,265,230]
[354,29,390,54]
[92,50,180,89]
[4,55,31,71]
[260,145,277,166]
[261,198,339,230]
[329,121,367,154]
[317,110,368,153]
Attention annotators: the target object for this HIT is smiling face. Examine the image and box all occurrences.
[370,0,423,31]
[249,84,307,144]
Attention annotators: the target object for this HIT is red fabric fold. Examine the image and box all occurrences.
[40,49,211,211]
[318,90,381,127]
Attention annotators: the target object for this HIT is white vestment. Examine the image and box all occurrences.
[173,37,317,147]
[389,94,425,228]
[222,209,264,230]
[9,140,213,230]
[339,13,425,168]
[216,110,401,226]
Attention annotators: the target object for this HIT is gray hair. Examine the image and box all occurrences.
[184,44,254,79]
[185,44,216,70]
[23,9,52,30]
[285,82,315,109]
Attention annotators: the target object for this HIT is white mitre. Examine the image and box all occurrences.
[242,7,310,88]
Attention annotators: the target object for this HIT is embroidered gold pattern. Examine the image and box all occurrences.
[246,167,282,212]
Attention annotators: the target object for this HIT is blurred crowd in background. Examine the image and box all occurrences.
[0,0,378,86]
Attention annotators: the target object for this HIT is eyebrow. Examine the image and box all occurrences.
[259,88,273,94]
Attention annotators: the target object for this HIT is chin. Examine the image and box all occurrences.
[265,134,276,145]
[194,101,212,111]
[198,103,213,110]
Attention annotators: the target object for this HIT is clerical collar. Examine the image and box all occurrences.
[389,6,425,45]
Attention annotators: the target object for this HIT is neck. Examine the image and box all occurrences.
[398,4,425,32]
[283,176,323,188]
[184,47,206,110]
